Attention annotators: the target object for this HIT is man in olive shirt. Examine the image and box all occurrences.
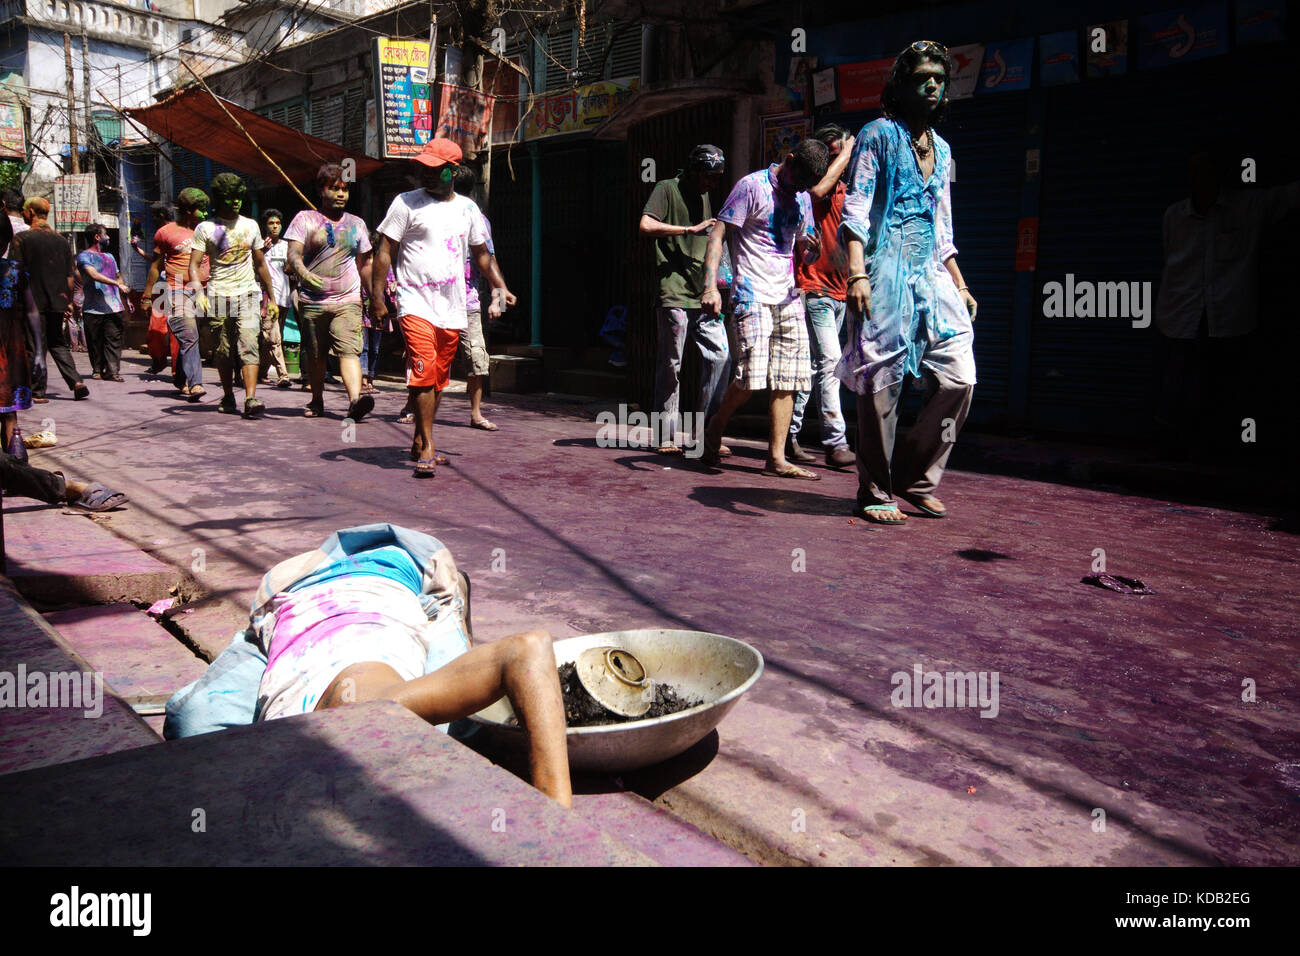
[638,144,729,454]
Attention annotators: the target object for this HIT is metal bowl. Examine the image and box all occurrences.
[467,629,764,773]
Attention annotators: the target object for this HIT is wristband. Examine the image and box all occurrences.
[957,286,970,293]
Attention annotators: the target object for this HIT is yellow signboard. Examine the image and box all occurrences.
[524,78,639,140]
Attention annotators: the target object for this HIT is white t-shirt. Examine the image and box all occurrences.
[376,189,485,331]
[264,238,292,308]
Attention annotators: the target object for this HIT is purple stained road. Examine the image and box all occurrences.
[13,351,1299,866]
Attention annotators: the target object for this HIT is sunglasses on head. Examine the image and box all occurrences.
[910,40,948,55]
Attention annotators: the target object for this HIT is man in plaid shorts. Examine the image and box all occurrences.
[700,139,830,479]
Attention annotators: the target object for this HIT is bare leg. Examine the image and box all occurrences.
[411,385,438,458]
[242,364,258,399]
[339,353,363,404]
[703,379,751,450]
[319,630,572,807]
[767,389,795,470]
[217,364,235,401]
[309,351,327,407]
[467,374,484,423]
[1,411,14,449]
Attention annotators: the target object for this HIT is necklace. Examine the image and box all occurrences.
[911,128,933,160]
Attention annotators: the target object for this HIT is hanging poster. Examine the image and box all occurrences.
[812,67,837,107]
[53,173,97,233]
[373,37,434,159]
[947,44,985,100]
[0,98,24,159]
[1236,0,1287,44]
[1039,30,1080,86]
[760,112,811,166]
[488,55,524,145]
[835,59,893,111]
[436,84,496,155]
[1086,21,1129,77]
[1137,5,1229,68]
[523,78,639,140]
[978,39,1035,94]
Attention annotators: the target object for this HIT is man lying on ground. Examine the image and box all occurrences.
[0,449,128,511]
[165,524,572,807]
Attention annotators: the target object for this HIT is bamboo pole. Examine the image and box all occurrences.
[178,60,316,211]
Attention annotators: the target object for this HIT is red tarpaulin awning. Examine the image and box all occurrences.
[125,87,385,187]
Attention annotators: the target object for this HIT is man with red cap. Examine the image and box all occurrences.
[371,139,508,476]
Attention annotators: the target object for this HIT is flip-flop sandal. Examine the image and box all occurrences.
[471,419,499,431]
[857,504,907,525]
[303,402,325,418]
[762,464,821,481]
[900,493,946,518]
[71,483,129,512]
[657,443,683,455]
[397,411,414,424]
[346,394,375,422]
[414,457,437,478]
[186,386,205,403]
[409,440,448,465]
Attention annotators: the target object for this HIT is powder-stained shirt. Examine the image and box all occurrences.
[376,189,485,332]
[796,181,848,300]
[284,210,371,306]
[193,215,262,296]
[154,222,207,290]
[75,249,124,314]
[463,208,495,313]
[835,118,974,396]
[716,164,813,309]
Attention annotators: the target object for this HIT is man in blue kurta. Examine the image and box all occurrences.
[837,42,979,524]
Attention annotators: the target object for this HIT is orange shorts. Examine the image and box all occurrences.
[400,316,460,391]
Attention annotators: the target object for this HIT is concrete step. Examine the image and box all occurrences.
[489,354,542,393]
[0,700,670,866]
[44,604,208,714]
[504,344,542,359]
[552,368,627,399]
[1,505,183,610]
[0,576,159,776]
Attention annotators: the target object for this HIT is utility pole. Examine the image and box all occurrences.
[63,33,79,174]
[81,26,92,153]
